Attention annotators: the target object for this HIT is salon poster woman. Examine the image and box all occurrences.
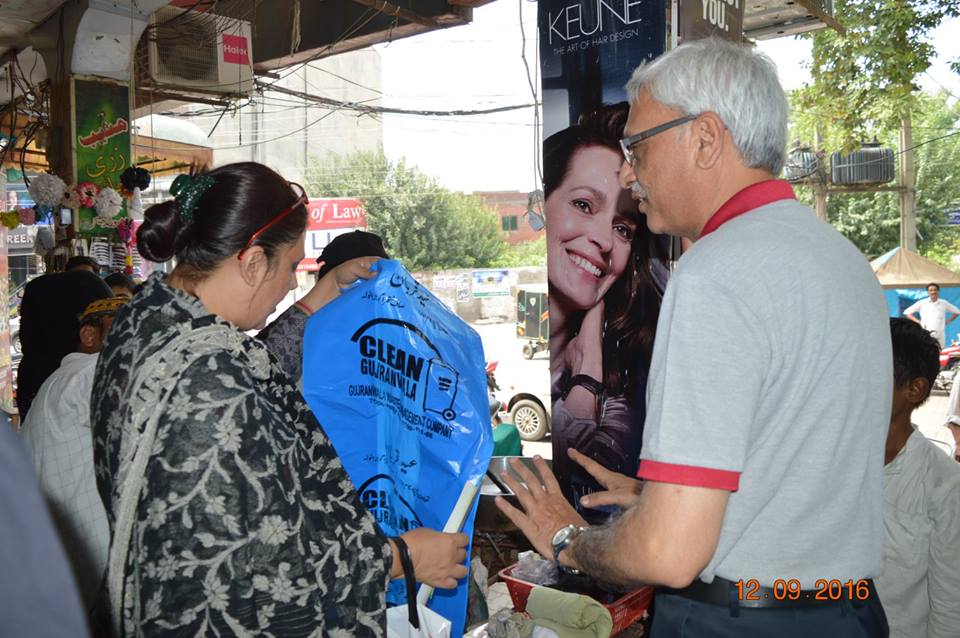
[537,0,671,517]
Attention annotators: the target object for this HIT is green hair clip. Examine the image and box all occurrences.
[170,173,215,222]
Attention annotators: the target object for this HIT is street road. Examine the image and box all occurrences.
[470,321,553,459]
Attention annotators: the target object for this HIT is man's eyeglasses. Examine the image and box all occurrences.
[237,182,308,260]
[619,114,699,166]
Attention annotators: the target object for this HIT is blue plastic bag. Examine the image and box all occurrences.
[302,260,493,636]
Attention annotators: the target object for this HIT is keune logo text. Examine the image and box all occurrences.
[222,34,249,65]
[547,0,646,45]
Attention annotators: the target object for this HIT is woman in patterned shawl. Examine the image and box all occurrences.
[91,162,468,637]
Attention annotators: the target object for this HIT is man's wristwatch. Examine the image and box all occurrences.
[551,524,585,574]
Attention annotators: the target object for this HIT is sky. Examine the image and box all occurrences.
[377,2,960,194]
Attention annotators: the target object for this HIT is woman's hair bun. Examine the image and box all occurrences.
[137,200,186,263]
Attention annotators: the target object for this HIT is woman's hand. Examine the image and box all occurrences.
[562,301,605,419]
[565,300,605,379]
[401,527,469,589]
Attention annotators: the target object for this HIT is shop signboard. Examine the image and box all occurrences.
[298,197,368,272]
[5,226,34,256]
[471,269,511,298]
[74,79,131,238]
[538,0,670,515]
[678,0,744,43]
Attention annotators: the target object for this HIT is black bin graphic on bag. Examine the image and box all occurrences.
[423,358,459,421]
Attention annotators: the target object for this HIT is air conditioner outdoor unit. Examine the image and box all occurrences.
[144,6,253,96]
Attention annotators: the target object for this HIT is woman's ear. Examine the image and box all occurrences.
[237,245,269,287]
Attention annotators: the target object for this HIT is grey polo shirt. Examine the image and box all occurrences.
[639,186,891,588]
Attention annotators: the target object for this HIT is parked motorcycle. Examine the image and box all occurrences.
[934,339,960,393]
[486,361,506,424]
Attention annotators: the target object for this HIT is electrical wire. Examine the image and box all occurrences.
[517,0,541,191]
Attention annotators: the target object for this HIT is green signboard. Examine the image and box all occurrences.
[74,79,130,237]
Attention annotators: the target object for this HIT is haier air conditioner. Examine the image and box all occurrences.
[143,6,253,96]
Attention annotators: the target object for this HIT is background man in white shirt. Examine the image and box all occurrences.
[21,296,127,621]
[904,283,959,347]
[877,318,960,638]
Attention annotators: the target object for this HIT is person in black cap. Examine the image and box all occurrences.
[16,270,112,418]
[258,230,389,379]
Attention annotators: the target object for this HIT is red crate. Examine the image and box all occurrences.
[498,564,653,636]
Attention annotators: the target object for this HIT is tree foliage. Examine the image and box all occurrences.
[789,1,960,266]
[490,236,547,268]
[791,91,960,261]
[305,149,505,271]
[795,0,960,147]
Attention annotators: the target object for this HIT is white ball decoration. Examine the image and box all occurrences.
[28,173,67,208]
[35,226,55,256]
[94,187,123,219]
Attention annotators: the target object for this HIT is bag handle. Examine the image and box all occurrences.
[392,536,420,630]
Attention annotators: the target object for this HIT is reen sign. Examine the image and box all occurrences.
[74,79,130,237]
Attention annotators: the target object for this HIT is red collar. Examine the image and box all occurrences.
[699,179,796,238]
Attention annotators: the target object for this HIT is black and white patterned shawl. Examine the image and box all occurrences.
[92,274,391,637]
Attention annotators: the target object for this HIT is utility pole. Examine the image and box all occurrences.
[813,127,828,222]
[899,108,917,250]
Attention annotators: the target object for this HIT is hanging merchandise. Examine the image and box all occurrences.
[117,219,136,275]
[28,173,67,222]
[0,211,19,230]
[302,260,493,638]
[18,207,35,226]
[119,167,151,218]
[90,238,144,278]
[75,182,100,209]
[62,185,82,210]
[95,188,123,219]
[35,227,55,256]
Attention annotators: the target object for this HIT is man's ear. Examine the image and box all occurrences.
[237,245,269,287]
[907,377,931,405]
[78,324,98,349]
[692,111,725,170]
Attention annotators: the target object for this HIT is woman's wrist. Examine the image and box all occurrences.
[387,538,403,579]
[299,275,339,314]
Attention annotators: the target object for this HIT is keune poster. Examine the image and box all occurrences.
[538,0,671,519]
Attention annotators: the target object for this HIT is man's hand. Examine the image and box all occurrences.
[300,257,381,312]
[495,456,587,560]
[567,448,645,510]
[331,256,381,290]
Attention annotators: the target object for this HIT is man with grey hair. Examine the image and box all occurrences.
[498,38,892,636]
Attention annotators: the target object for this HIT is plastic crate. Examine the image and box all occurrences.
[498,564,653,636]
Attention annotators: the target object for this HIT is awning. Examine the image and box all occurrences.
[871,247,960,289]
[1,112,212,177]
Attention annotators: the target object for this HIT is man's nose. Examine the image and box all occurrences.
[618,159,635,189]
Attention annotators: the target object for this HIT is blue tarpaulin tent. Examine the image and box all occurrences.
[871,247,960,346]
